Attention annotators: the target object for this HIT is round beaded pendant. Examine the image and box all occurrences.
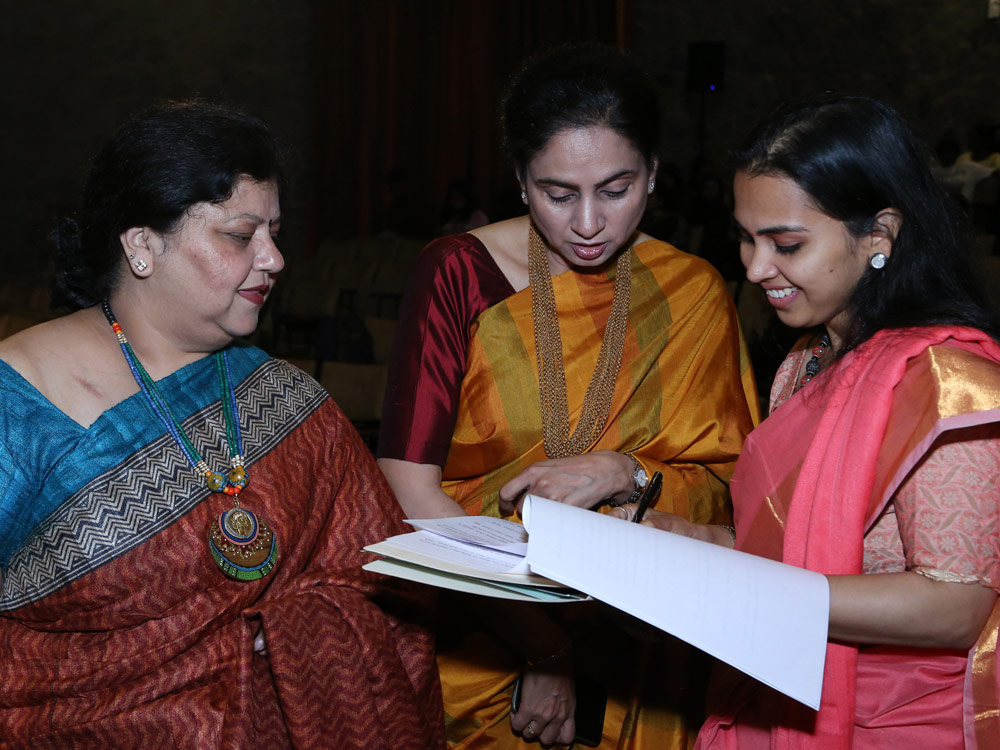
[197,458,278,581]
[208,507,278,581]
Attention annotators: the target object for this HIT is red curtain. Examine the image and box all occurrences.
[306,0,625,248]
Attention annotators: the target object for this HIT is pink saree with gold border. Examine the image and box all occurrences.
[697,326,1000,750]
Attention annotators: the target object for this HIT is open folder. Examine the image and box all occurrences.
[363,512,591,602]
[363,495,829,709]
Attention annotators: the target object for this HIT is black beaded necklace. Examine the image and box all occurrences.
[799,332,832,388]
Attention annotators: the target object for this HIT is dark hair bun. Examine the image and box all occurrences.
[50,217,99,311]
[502,45,659,177]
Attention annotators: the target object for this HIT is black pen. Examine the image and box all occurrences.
[631,471,662,523]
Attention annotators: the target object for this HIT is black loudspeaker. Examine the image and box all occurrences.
[686,41,726,93]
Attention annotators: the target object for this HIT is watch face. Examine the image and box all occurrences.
[635,467,649,488]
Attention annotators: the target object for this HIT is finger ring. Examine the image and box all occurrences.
[524,721,536,735]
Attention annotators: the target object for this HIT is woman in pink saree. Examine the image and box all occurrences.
[615,95,1000,749]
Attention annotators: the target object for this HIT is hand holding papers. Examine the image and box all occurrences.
[364,497,830,708]
[520,496,829,709]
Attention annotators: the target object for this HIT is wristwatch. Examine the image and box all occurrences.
[626,453,648,504]
[607,453,649,508]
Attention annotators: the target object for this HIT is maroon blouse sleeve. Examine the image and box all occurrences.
[377,234,514,466]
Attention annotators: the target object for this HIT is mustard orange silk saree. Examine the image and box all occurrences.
[437,240,759,749]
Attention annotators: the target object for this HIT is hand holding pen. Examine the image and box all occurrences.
[631,471,662,523]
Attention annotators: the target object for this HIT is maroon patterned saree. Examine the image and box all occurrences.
[0,349,443,748]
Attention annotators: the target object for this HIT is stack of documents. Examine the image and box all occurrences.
[364,495,829,709]
[364,514,589,602]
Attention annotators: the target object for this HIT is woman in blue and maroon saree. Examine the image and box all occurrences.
[0,103,443,749]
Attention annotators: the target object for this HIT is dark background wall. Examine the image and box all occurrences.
[3,0,311,276]
[633,0,1000,179]
[2,0,998,278]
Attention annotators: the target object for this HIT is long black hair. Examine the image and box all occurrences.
[52,101,283,310]
[731,93,999,352]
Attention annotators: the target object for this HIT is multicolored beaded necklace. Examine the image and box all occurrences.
[799,332,832,388]
[101,300,278,581]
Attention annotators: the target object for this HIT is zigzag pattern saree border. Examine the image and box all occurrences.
[0,359,327,611]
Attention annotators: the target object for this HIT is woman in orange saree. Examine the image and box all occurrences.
[378,46,758,749]
[615,95,1000,749]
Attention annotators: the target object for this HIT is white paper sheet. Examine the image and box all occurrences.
[362,559,587,602]
[521,495,829,709]
[406,515,528,555]
[368,530,532,575]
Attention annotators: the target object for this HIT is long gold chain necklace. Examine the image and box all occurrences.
[528,225,632,458]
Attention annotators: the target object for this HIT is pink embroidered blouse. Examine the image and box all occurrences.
[771,337,1000,594]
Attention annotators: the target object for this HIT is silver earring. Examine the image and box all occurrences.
[648,181,655,192]
[520,190,527,203]
[869,253,887,270]
[128,253,135,260]
[135,259,148,272]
